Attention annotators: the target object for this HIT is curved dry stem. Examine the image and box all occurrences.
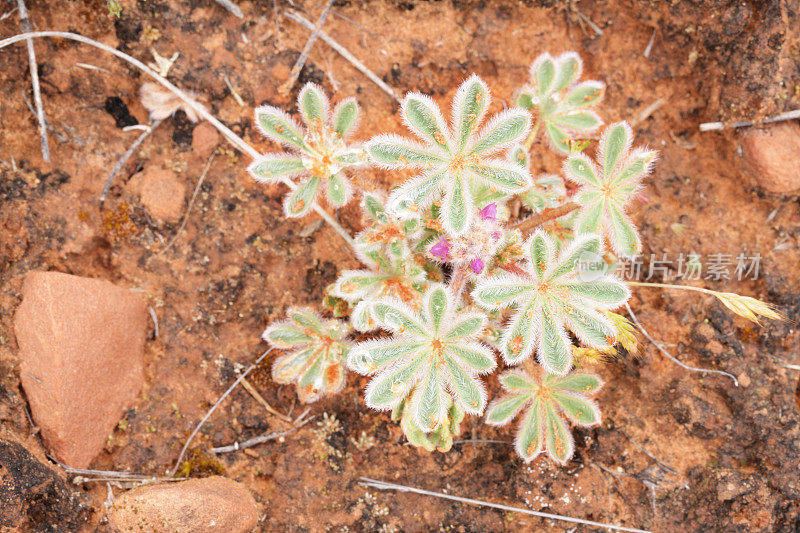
[625,303,738,386]
[0,31,355,248]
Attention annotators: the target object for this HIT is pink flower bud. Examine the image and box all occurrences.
[478,203,497,221]
[429,237,450,260]
[470,257,485,274]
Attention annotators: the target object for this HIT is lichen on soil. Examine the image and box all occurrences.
[1,0,800,531]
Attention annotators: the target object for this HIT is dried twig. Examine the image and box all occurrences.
[284,10,401,103]
[211,409,314,454]
[625,303,738,386]
[279,0,335,95]
[212,0,243,18]
[358,478,650,533]
[158,153,215,255]
[16,0,49,162]
[240,376,292,422]
[699,109,800,132]
[630,98,665,128]
[643,27,656,58]
[100,119,162,203]
[511,201,580,234]
[170,348,274,476]
[148,306,159,338]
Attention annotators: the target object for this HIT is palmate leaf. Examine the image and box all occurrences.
[393,396,465,452]
[349,284,495,432]
[262,307,351,403]
[517,52,604,154]
[472,231,630,374]
[485,368,603,464]
[366,75,531,236]
[563,121,657,257]
[248,82,367,218]
[329,242,426,332]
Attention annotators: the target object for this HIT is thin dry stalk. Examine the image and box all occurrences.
[358,477,650,533]
[211,409,314,454]
[16,0,49,162]
[283,10,401,103]
[170,348,274,476]
[100,119,162,203]
[158,153,215,255]
[625,303,738,386]
[700,109,800,132]
[212,0,243,18]
[512,201,580,234]
[278,0,335,95]
[240,377,292,422]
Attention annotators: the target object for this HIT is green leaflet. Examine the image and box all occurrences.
[366,355,425,408]
[473,282,530,308]
[544,400,574,463]
[535,56,556,96]
[445,358,484,414]
[455,75,489,151]
[367,139,444,166]
[444,315,484,340]
[256,107,308,152]
[609,203,640,257]
[445,344,495,373]
[546,372,603,394]
[284,176,321,217]
[539,310,571,374]
[486,392,529,425]
[373,301,426,336]
[469,161,529,191]
[469,111,529,156]
[428,285,448,334]
[333,98,359,137]
[443,175,469,235]
[551,391,600,426]
[517,397,544,461]
[265,326,313,346]
[602,123,630,177]
[248,156,305,183]
[565,155,600,187]
[415,364,446,430]
[299,84,327,124]
[327,173,349,206]
[404,95,450,152]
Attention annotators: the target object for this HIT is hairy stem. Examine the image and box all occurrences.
[448,268,470,302]
[522,118,540,151]
[0,31,356,249]
[512,201,580,234]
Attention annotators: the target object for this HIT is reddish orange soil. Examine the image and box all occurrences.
[1,1,799,531]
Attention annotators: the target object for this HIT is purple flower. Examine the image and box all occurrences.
[478,203,497,221]
[429,237,450,260]
[470,257,485,274]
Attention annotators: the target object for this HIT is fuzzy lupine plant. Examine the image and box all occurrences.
[249,52,778,466]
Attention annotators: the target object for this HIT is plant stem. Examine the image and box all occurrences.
[522,118,540,151]
[625,303,738,386]
[448,268,470,302]
[512,201,580,234]
[0,31,356,250]
[627,281,718,297]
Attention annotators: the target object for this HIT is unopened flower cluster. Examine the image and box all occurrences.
[250,52,656,464]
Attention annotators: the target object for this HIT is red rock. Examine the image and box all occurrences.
[134,167,186,223]
[740,121,800,194]
[14,272,147,468]
[107,476,259,532]
[192,121,221,159]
